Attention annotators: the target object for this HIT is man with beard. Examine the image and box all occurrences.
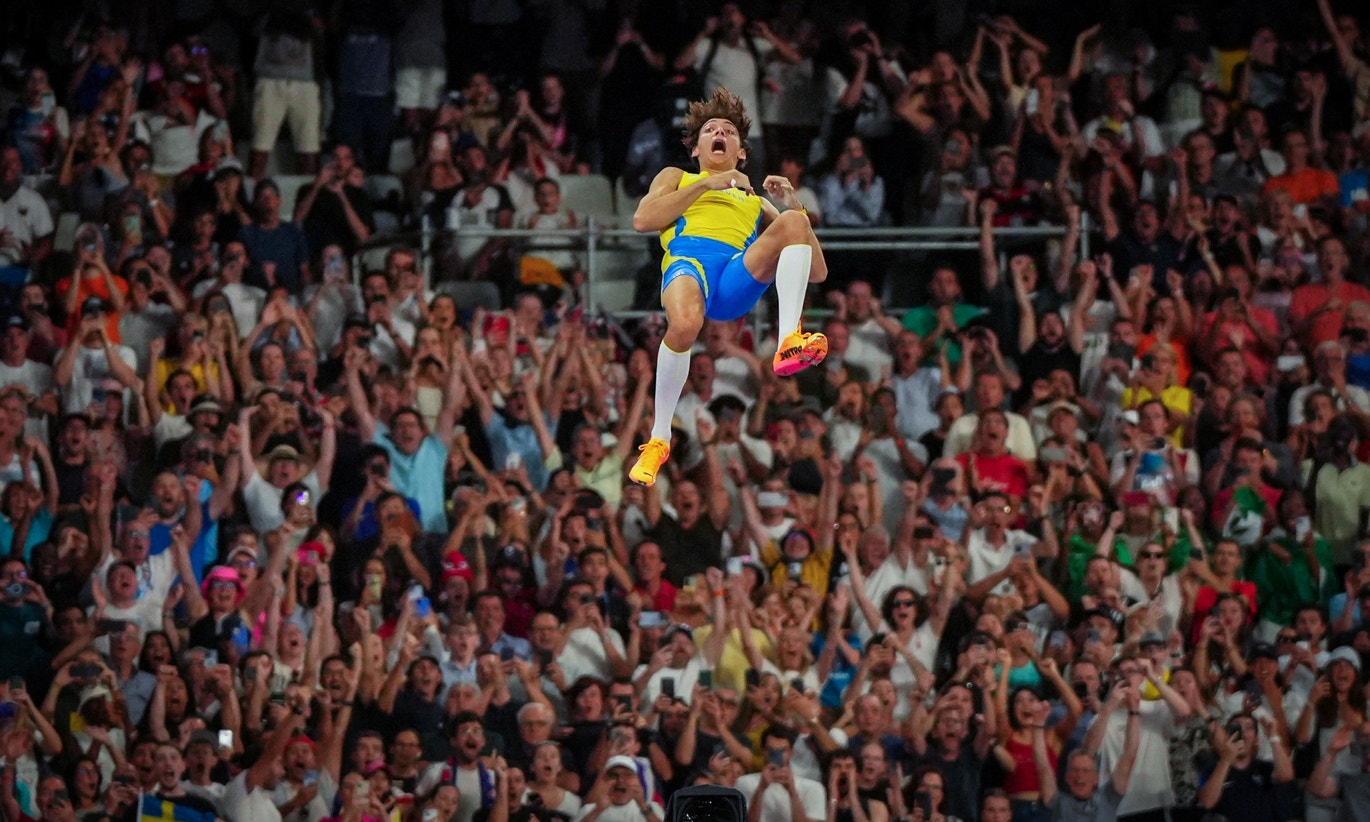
[417,712,498,822]
[0,315,57,441]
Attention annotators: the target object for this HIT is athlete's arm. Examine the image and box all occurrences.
[632,167,736,233]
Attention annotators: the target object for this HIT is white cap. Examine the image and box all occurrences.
[1327,646,1361,672]
[605,755,637,773]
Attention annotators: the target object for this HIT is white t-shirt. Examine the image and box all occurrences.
[242,469,321,535]
[966,529,1036,597]
[943,412,1038,461]
[573,800,663,822]
[1097,696,1176,816]
[95,549,178,618]
[691,38,775,137]
[139,109,217,176]
[734,772,826,822]
[634,656,702,709]
[57,344,138,415]
[222,770,283,822]
[557,625,626,684]
[0,186,54,266]
[845,318,894,381]
[0,359,53,440]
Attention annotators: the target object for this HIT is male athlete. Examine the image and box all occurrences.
[628,87,828,487]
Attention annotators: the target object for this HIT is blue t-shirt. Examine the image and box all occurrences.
[1340,169,1369,209]
[0,509,53,561]
[148,481,217,582]
[485,412,552,492]
[240,220,310,293]
[373,426,449,533]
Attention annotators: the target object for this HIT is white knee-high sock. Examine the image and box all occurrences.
[651,342,691,442]
[775,244,813,337]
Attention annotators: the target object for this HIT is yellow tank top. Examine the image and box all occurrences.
[659,170,764,251]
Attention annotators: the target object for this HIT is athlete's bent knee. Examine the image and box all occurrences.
[769,209,812,242]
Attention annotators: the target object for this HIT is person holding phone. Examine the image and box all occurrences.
[733,726,826,822]
[1032,676,1142,822]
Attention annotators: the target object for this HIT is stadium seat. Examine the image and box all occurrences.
[389,138,416,175]
[557,174,616,225]
[614,176,640,225]
[53,212,81,253]
[274,175,317,222]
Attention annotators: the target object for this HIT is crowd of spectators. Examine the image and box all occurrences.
[4,2,1370,822]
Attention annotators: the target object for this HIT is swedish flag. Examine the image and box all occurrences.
[138,794,217,822]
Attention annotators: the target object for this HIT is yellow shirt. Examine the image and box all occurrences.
[153,357,221,400]
[692,624,773,696]
[760,540,834,598]
[659,171,764,252]
[1121,384,1192,445]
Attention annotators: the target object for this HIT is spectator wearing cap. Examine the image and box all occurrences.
[240,178,311,293]
[380,649,451,763]
[0,146,54,274]
[184,562,248,662]
[348,350,463,532]
[976,147,1040,227]
[634,621,703,711]
[52,295,140,417]
[236,402,334,535]
[574,754,663,822]
[0,314,57,440]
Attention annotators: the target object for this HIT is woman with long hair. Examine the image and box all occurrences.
[991,653,1083,822]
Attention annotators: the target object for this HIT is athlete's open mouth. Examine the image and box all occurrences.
[712,138,727,153]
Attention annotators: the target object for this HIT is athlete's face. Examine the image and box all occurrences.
[694,119,744,169]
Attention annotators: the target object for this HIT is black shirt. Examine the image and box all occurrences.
[649,515,723,587]
[390,688,450,762]
[1209,759,1294,822]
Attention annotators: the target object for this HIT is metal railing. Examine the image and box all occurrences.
[351,216,1089,326]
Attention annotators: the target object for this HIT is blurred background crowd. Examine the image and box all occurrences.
[1,2,1370,822]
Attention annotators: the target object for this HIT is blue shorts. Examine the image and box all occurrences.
[661,236,768,321]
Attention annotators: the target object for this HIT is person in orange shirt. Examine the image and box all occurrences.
[55,244,128,345]
[1261,129,1338,205]
[1289,235,1370,347]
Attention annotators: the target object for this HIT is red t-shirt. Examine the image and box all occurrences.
[1200,307,1279,385]
[635,580,679,614]
[1190,581,1259,643]
[1288,280,1370,346]
[957,451,1030,499]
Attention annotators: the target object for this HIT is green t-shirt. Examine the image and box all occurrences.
[901,303,987,365]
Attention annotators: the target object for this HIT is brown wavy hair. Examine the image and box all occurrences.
[682,86,752,167]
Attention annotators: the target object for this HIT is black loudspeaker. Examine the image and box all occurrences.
[665,785,747,822]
